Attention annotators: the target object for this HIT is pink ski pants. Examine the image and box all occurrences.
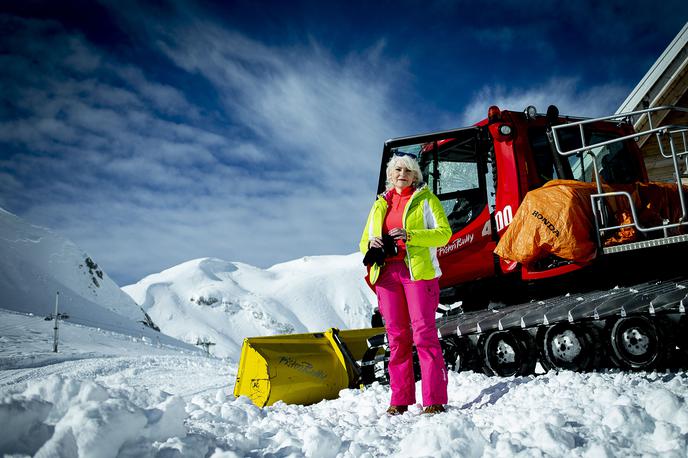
[375,261,448,406]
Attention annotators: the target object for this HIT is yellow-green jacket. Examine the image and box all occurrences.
[359,184,452,284]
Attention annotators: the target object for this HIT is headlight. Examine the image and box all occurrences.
[499,124,512,136]
[524,105,537,120]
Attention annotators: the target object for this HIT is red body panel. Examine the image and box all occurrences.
[437,206,494,289]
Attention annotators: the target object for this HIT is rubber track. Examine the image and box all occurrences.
[436,277,688,338]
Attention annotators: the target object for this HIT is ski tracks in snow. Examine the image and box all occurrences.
[0,355,232,399]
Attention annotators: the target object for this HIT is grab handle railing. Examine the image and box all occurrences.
[550,105,688,246]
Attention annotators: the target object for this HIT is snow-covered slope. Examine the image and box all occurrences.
[0,309,200,371]
[0,208,167,343]
[123,255,377,360]
[2,308,688,457]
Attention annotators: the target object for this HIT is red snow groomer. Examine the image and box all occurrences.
[234,105,688,407]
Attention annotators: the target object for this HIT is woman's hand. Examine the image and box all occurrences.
[388,228,407,241]
[368,237,383,249]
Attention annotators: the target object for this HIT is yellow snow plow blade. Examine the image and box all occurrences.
[233,327,384,407]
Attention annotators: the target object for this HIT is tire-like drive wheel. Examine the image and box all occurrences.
[481,330,536,377]
[541,323,595,371]
[359,346,389,385]
[441,338,462,372]
[609,316,661,369]
[360,345,423,386]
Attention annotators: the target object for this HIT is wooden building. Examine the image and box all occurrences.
[616,22,688,183]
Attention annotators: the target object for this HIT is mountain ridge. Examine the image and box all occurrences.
[123,254,376,359]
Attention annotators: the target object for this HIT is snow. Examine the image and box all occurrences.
[122,255,377,360]
[0,208,166,343]
[2,312,688,457]
[3,208,688,456]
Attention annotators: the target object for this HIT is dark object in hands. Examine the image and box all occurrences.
[363,234,398,266]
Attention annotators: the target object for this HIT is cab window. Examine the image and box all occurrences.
[528,127,642,186]
[418,135,488,233]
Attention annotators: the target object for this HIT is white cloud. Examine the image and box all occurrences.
[3,2,657,285]
[154,20,408,180]
[0,12,414,284]
[115,66,199,117]
[460,77,629,125]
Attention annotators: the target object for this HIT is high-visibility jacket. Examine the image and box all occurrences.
[359,184,451,284]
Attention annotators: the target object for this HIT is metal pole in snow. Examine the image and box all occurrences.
[53,292,59,353]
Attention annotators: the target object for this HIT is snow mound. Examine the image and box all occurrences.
[2,375,186,457]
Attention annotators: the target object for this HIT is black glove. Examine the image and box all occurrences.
[363,234,398,267]
[382,233,399,257]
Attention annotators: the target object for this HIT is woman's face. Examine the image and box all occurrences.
[391,164,415,191]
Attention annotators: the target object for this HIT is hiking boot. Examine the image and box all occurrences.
[386,405,408,416]
[422,404,445,415]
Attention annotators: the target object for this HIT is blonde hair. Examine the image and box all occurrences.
[385,154,423,191]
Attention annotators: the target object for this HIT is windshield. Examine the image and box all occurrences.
[383,130,490,233]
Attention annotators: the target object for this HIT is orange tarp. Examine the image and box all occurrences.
[494,180,598,265]
[494,179,687,266]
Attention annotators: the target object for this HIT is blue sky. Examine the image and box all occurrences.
[1,1,687,286]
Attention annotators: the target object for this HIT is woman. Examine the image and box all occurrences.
[359,151,452,415]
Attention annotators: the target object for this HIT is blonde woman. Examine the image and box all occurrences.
[359,151,451,415]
